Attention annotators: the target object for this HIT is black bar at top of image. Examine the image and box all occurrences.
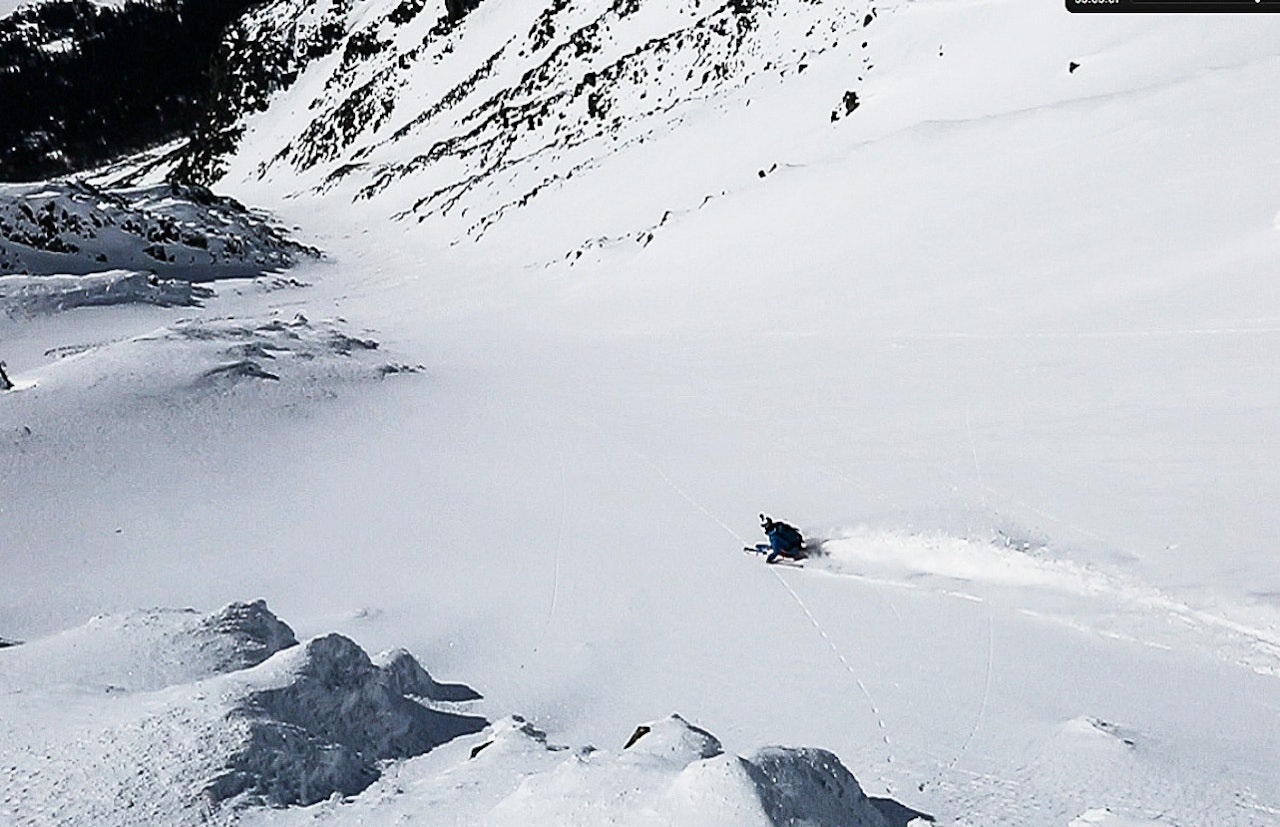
[1068,0,1280,10]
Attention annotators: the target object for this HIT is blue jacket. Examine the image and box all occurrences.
[766,522,804,553]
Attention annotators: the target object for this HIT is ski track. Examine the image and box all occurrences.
[563,378,1280,816]
[546,424,569,625]
[764,566,898,795]
[622,439,901,795]
[932,606,995,792]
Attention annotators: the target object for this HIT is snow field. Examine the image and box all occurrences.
[3,0,1280,824]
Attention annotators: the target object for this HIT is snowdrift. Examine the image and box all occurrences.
[0,270,213,316]
[239,713,903,827]
[0,602,907,827]
[3,311,417,400]
[0,600,487,824]
[0,598,297,693]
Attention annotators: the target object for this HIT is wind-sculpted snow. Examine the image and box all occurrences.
[0,602,486,825]
[19,312,417,398]
[208,633,488,808]
[0,607,906,827]
[233,713,899,826]
[178,0,872,240]
[0,600,298,694]
[0,180,317,281]
[0,270,214,316]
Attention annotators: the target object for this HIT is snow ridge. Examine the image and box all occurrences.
[0,599,298,694]
[0,270,213,316]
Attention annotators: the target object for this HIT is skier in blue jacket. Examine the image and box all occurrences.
[752,513,805,564]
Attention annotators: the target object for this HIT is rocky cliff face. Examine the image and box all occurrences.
[172,0,872,239]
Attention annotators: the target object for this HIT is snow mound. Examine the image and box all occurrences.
[204,598,303,672]
[374,646,484,703]
[1069,809,1166,827]
[0,180,317,280]
[312,713,894,827]
[0,269,213,316]
[0,604,485,825]
[620,713,724,763]
[0,599,297,693]
[26,311,417,398]
[209,633,488,809]
[483,713,892,826]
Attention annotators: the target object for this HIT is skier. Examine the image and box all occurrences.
[0,361,12,392]
[750,513,805,564]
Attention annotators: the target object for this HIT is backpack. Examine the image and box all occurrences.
[772,522,803,552]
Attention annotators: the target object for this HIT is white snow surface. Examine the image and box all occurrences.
[0,270,213,316]
[4,0,1280,825]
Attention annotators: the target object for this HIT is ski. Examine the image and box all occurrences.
[742,546,805,567]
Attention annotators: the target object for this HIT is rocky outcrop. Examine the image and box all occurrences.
[0,602,486,824]
[0,180,318,280]
[444,0,482,21]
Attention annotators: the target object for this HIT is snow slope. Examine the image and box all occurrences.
[4,0,1280,825]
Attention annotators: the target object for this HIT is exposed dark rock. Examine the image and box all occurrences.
[0,0,267,181]
[832,89,860,121]
[202,360,282,382]
[445,0,482,22]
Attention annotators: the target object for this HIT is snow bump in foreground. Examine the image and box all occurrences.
[10,311,417,402]
[0,270,214,317]
[0,601,486,826]
[243,713,905,827]
[0,603,917,827]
